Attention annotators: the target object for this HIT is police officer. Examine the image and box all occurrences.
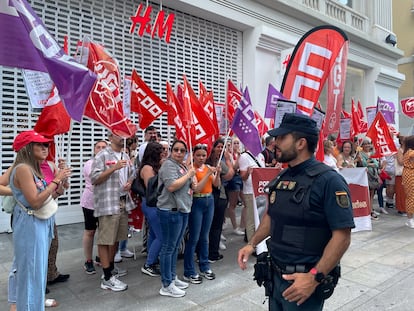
[238,113,355,311]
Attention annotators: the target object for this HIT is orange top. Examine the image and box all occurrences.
[195,165,213,194]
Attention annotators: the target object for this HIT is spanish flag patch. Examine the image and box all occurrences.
[335,191,350,208]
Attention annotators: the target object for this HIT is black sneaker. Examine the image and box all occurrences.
[183,274,203,284]
[386,203,395,209]
[141,264,160,277]
[208,254,224,263]
[200,269,215,280]
[84,261,96,275]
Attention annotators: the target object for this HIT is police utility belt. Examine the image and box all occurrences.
[254,254,341,301]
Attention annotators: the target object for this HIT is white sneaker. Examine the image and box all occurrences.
[373,210,381,216]
[405,218,414,229]
[233,227,245,236]
[113,265,127,277]
[159,282,186,298]
[120,249,134,258]
[220,234,227,241]
[114,251,122,263]
[380,207,389,215]
[219,241,227,250]
[174,276,189,289]
[101,275,128,291]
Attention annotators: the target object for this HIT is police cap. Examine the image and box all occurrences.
[267,113,319,137]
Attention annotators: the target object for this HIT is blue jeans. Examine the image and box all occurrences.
[142,198,162,265]
[184,195,214,276]
[158,209,188,287]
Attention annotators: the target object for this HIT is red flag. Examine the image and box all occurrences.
[254,111,268,137]
[401,97,414,118]
[281,25,348,116]
[351,99,362,135]
[341,109,351,119]
[166,81,187,142]
[183,76,216,145]
[315,121,325,162]
[130,69,169,129]
[357,100,368,133]
[366,112,397,158]
[199,81,219,137]
[226,79,242,124]
[34,86,71,137]
[80,41,136,137]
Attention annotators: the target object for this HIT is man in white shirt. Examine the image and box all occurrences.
[238,150,265,242]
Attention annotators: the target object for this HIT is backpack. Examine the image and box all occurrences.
[146,174,164,207]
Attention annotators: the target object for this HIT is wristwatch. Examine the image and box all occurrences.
[310,267,325,283]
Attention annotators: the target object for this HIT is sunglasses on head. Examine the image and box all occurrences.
[193,143,207,151]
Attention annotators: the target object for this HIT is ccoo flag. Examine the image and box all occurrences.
[231,87,262,156]
[0,0,96,122]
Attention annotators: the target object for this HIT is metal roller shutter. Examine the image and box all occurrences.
[0,0,242,232]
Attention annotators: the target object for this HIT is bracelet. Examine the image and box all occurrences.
[247,242,256,250]
[51,180,60,186]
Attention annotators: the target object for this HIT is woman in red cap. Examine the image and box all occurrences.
[8,130,71,311]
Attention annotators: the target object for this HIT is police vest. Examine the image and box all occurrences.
[267,162,334,258]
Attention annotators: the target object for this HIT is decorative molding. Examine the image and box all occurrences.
[257,33,293,52]
[376,68,405,88]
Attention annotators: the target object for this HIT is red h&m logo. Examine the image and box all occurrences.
[129,3,175,43]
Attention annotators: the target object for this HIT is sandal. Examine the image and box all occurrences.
[45,298,58,308]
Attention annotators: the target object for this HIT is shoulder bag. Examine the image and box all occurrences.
[14,193,58,220]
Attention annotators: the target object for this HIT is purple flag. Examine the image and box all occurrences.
[0,0,97,122]
[265,83,286,118]
[231,87,263,156]
[377,97,396,124]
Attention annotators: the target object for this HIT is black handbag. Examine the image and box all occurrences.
[145,174,164,207]
[131,177,146,197]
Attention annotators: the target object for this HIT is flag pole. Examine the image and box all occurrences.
[217,128,232,165]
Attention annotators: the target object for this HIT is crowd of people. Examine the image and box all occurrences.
[3,116,414,310]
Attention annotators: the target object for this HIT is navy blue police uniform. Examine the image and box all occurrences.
[266,157,355,311]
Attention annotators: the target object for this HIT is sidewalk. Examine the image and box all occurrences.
[1,207,414,310]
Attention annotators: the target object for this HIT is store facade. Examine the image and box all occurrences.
[0,0,404,231]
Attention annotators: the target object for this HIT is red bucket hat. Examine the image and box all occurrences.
[13,130,52,152]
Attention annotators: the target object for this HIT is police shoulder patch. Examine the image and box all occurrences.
[269,191,276,204]
[335,191,350,208]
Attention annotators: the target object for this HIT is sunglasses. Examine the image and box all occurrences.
[35,142,50,148]
[173,147,187,153]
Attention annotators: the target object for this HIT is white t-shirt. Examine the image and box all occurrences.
[238,152,265,194]
[323,154,338,171]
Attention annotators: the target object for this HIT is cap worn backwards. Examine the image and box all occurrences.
[267,113,319,137]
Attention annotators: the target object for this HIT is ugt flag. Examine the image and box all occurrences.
[281,25,348,116]
[0,0,96,122]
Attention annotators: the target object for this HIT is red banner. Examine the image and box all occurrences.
[251,168,282,197]
[366,112,397,158]
[281,25,348,116]
[339,167,371,232]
